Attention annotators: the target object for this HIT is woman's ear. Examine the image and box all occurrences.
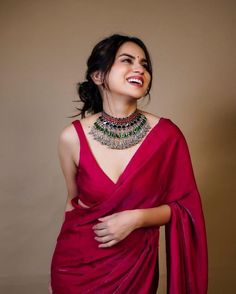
[90,71,103,85]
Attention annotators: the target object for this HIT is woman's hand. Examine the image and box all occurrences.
[92,210,141,248]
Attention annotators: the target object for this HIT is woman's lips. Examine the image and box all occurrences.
[126,76,144,87]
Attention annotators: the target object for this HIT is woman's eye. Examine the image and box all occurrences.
[142,63,149,69]
[121,59,149,70]
[122,58,132,63]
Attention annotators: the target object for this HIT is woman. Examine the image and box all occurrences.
[50,34,208,293]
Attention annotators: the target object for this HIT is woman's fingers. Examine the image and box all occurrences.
[98,213,116,221]
[98,239,117,248]
[93,222,108,230]
[95,234,113,243]
[94,228,109,236]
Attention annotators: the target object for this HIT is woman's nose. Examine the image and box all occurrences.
[132,63,144,73]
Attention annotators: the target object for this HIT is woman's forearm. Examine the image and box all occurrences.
[65,196,75,211]
[135,205,172,228]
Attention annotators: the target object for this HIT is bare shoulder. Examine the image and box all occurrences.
[139,110,161,128]
[59,113,101,145]
[59,123,78,144]
[58,123,81,164]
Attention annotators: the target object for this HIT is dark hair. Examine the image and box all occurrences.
[71,34,153,118]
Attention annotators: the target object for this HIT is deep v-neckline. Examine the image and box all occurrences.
[78,117,164,186]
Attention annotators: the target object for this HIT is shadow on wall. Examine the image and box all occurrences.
[200,106,236,293]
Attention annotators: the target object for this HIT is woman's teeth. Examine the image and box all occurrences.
[127,78,143,85]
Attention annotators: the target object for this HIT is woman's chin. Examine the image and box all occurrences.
[130,94,146,100]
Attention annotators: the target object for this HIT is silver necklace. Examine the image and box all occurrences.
[88,109,151,149]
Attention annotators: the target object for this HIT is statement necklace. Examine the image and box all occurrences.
[88,109,151,149]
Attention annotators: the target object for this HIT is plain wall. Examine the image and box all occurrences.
[0,0,235,293]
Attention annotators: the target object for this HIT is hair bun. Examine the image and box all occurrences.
[77,80,102,116]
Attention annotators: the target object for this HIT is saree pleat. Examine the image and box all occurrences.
[51,117,208,293]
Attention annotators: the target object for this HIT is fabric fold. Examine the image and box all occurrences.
[163,127,208,294]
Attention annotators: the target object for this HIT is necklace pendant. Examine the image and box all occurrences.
[89,110,151,149]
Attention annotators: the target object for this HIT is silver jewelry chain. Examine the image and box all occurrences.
[88,109,151,149]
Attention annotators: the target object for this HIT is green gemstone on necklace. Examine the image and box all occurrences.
[88,110,151,149]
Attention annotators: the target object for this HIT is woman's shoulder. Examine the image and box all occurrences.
[59,113,101,144]
[141,110,185,139]
[58,123,79,148]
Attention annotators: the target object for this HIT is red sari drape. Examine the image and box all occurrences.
[51,117,208,293]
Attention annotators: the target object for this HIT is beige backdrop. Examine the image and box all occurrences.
[0,0,235,293]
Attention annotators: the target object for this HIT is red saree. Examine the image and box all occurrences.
[50,117,208,294]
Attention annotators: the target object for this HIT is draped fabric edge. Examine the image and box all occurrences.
[163,125,208,294]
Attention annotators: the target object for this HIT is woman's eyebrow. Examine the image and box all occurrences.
[117,53,147,63]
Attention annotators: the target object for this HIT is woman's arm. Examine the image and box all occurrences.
[134,204,171,229]
[93,205,171,247]
[57,124,80,214]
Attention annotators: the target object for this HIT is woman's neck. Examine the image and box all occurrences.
[102,100,138,118]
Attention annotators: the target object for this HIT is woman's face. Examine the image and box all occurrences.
[104,41,151,100]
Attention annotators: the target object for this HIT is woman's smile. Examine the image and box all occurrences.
[126,75,144,87]
[105,42,151,99]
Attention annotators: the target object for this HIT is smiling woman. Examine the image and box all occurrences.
[99,41,151,102]
[50,34,208,294]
